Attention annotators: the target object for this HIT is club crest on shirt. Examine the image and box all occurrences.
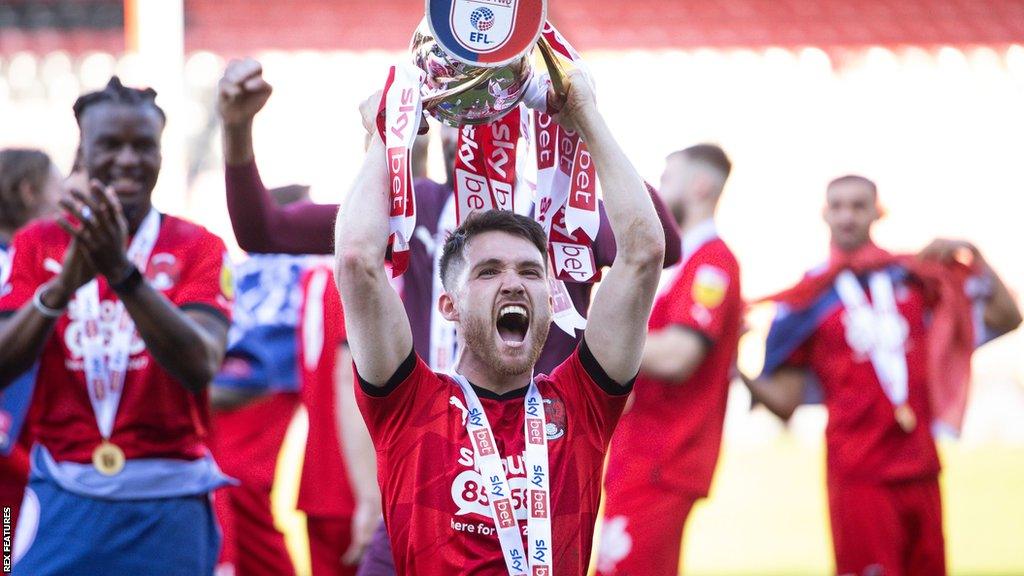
[543,397,566,440]
[146,253,181,291]
[692,265,728,309]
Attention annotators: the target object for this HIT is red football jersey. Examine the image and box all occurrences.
[356,343,628,576]
[0,217,233,462]
[784,277,940,482]
[296,264,355,518]
[606,238,743,496]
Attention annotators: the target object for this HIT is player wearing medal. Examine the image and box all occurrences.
[0,78,234,575]
[336,69,665,575]
[596,145,742,576]
[217,58,681,576]
[0,149,63,536]
[742,175,1021,576]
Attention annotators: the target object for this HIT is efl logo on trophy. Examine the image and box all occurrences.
[428,0,544,67]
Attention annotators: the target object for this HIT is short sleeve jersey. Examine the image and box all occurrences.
[0,217,233,462]
[295,264,355,518]
[605,238,742,496]
[779,273,940,483]
[356,343,630,576]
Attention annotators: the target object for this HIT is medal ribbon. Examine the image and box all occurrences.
[453,375,553,576]
[453,108,523,223]
[377,62,425,278]
[78,209,161,440]
[834,270,910,407]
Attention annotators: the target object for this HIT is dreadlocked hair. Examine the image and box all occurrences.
[73,76,166,126]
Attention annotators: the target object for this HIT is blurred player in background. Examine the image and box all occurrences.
[297,262,380,575]
[217,57,682,575]
[0,78,233,575]
[597,144,743,576]
[742,175,1022,576]
[0,148,63,535]
[210,185,314,576]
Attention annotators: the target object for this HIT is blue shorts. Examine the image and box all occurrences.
[14,475,221,576]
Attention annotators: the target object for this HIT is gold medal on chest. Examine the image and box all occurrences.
[92,440,126,476]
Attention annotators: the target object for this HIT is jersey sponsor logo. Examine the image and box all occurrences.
[452,468,530,517]
[472,427,496,457]
[493,497,517,529]
[64,299,146,361]
[529,488,548,519]
[692,265,729,309]
[596,515,633,574]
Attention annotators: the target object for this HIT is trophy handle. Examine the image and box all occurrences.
[537,35,575,109]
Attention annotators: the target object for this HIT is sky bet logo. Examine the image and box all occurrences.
[526,418,545,445]
[488,475,506,499]
[532,539,550,567]
[494,498,517,529]
[530,489,548,519]
[472,428,496,457]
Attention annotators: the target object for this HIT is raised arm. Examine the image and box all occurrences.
[562,74,666,385]
[333,94,413,386]
[219,58,336,255]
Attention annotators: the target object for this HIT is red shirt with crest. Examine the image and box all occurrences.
[605,238,743,497]
[356,343,629,576]
[0,217,233,462]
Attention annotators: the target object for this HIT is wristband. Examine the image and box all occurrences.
[110,265,144,296]
[32,286,67,318]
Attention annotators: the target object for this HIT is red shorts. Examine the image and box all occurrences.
[596,478,699,576]
[307,515,356,576]
[828,475,946,576]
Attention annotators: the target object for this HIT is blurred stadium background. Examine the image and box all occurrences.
[2,1,1022,574]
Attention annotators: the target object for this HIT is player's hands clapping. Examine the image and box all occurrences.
[57,179,133,285]
[218,58,273,127]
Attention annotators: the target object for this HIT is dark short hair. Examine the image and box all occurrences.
[674,143,732,179]
[73,76,166,126]
[439,210,548,291]
[827,174,877,198]
[0,148,54,230]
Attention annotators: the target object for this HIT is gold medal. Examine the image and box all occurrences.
[895,404,917,433]
[92,440,126,476]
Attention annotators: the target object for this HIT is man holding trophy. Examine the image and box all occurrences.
[335,1,666,574]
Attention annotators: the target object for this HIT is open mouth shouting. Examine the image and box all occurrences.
[496,303,530,348]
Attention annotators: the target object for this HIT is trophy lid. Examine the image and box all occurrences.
[425,0,547,68]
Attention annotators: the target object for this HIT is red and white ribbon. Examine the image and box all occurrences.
[79,208,160,441]
[377,63,425,278]
[453,374,553,576]
[454,108,524,223]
